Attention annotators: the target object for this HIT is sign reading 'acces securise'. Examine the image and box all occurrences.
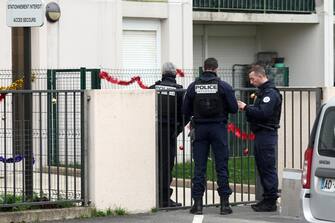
[6,0,44,27]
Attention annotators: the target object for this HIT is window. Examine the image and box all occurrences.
[318,107,335,157]
[122,30,157,69]
[122,19,161,69]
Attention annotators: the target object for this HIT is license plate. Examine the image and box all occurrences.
[321,178,335,192]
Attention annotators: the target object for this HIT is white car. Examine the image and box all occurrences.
[301,98,335,222]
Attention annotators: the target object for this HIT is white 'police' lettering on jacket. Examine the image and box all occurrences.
[155,85,176,96]
[195,84,218,94]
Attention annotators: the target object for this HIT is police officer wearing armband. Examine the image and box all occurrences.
[183,58,238,215]
[238,65,282,212]
[150,62,184,207]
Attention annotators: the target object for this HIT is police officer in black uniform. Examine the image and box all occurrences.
[183,58,238,215]
[150,62,184,207]
[238,65,282,212]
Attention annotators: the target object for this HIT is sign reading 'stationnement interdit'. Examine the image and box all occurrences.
[6,0,44,27]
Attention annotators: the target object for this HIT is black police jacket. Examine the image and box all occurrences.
[150,76,184,132]
[245,80,282,132]
[183,71,238,123]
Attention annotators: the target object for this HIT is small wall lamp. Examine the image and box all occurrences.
[46,2,61,23]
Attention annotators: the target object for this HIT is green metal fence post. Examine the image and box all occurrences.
[284,67,289,86]
[81,91,88,205]
[91,69,101,89]
[47,69,52,165]
[80,67,87,90]
[51,70,59,165]
[198,66,203,77]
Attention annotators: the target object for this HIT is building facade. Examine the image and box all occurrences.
[0,0,334,86]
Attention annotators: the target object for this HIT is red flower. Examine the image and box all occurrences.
[179,145,184,151]
[249,133,255,141]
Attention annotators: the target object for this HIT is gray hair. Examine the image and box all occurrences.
[162,62,176,77]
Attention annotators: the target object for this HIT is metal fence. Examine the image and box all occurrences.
[193,0,315,13]
[0,68,308,210]
[0,69,49,91]
[101,67,288,90]
[0,69,100,92]
[0,67,289,91]
[0,90,86,209]
[156,86,321,209]
[278,87,322,170]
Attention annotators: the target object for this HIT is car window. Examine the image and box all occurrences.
[318,107,335,157]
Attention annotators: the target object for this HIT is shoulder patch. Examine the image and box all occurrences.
[263,96,271,103]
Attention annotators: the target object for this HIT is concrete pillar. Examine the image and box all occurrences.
[87,90,156,212]
[321,87,335,102]
[162,0,193,69]
[46,14,60,68]
[181,0,193,69]
[316,0,334,86]
[280,169,302,217]
[99,0,122,68]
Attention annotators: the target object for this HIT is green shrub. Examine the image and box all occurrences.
[172,156,256,184]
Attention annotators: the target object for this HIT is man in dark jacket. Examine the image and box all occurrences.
[183,58,238,215]
[150,62,184,207]
[238,65,282,212]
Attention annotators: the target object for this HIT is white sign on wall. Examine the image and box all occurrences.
[6,0,44,27]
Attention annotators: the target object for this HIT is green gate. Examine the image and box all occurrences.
[47,68,101,165]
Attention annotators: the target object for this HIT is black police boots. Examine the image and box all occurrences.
[162,199,182,207]
[220,196,232,215]
[251,198,277,212]
[251,199,266,209]
[190,197,203,215]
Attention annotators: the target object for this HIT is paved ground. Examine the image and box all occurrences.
[50,205,307,223]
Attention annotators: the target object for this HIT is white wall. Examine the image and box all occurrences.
[0,0,192,70]
[193,21,332,87]
[1,0,123,69]
[122,1,168,19]
[0,0,12,69]
[259,24,327,87]
[88,89,156,212]
[53,0,122,68]
[193,24,257,69]
[192,1,333,87]
[317,0,334,87]
[193,21,333,86]
[161,0,193,69]
[321,87,335,102]
[258,0,333,87]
